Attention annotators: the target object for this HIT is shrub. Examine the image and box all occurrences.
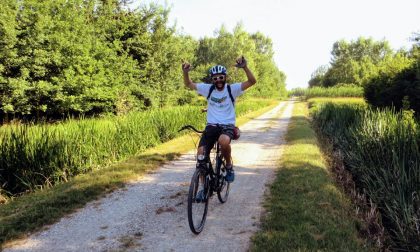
[364,63,420,117]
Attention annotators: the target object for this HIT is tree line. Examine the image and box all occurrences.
[0,0,286,122]
[308,35,419,115]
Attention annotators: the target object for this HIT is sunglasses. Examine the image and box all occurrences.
[212,76,225,81]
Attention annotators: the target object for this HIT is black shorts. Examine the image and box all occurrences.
[199,124,234,156]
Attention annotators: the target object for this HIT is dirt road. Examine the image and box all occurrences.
[5,101,294,252]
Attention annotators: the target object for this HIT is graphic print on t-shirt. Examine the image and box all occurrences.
[210,96,227,103]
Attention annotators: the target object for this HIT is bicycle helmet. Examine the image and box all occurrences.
[209,65,227,76]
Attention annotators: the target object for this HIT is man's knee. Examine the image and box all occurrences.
[197,146,205,153]
[218,134,231,147]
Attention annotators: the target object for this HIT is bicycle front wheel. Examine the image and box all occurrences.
[216,156,230,203]
[187,169,209,234]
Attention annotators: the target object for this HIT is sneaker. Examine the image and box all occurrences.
[225,166,234,182]
[195,189,206,203]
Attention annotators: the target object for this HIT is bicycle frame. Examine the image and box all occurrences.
[181,124,230,234]
[201,142,223,195]
[178,125,225,194]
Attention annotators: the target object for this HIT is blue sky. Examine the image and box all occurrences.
[133,0,420,89]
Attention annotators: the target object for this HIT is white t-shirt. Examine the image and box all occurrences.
[196,83,243,125]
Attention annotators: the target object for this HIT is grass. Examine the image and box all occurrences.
[251,101,371,251]
[0,100,279,248]
[307,97,366,116]
[307,97,366,106]
[0,99,272,195]
[311,100,420,251]
[289,85,364,98]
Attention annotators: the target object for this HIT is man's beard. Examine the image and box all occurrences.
[215,81,226,90]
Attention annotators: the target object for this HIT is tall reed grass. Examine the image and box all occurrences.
[289,85,364,98]
[0,100,272,195]
[311,102,420,251]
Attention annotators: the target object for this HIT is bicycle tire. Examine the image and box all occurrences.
[187,169,209,234]
[216,156,230,203]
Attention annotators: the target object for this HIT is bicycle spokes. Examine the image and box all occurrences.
[187,141,232,234]
[188,170,209,234]
[216,156,230,203]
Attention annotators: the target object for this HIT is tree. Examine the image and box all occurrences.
[308,65,328,87]
[364,35,419,116]
[0,1,285,122]
[0,0,20,121]
[323,37,393,86]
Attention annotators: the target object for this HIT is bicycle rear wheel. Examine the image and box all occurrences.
[216,156,230,203]
[187,169,209,234]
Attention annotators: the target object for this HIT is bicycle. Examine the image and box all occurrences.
[178,125,231,234]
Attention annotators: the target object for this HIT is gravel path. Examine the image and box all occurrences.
[5,101,294,252]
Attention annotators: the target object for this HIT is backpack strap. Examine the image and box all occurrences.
[206,84,216,100]
[206,84,235,106]
[227,84,235,105]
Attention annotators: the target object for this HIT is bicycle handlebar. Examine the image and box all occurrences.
[178,125,204,134]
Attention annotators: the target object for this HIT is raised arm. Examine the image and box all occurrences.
[236,56,257,91]
[182,62,197,90]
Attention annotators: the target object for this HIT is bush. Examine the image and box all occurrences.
[364,63,420,117]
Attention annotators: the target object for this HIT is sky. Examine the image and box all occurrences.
[133,0,420,89]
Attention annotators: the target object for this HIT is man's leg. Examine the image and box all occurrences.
[218,134,232,166]
[195,145,206,202]
[197,146,205,160]
[218,134,234,182]
[197,125,218,164]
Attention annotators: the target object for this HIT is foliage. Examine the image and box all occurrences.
[364,62,420,116]
[0,1,286,122]
[308,65,328,87]
[289,84,364,98]
[0,99,273,195]
[311,102,420,251]
[0,0,142,119]
[308,35,419,118]
[308,37,414,89]
[322,37,393,87]
[363,36,420,116]
[193,24,287,99]
[307,97,366,109]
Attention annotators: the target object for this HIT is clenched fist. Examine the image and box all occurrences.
[182,62,192,73]
[235,56,247,68]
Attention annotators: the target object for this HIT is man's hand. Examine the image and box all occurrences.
[237,56,256,91]
[182,62,192,73]
[182,62,197,90]
[235,56,247,68]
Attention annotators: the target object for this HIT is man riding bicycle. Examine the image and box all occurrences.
[182,56,257,183]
